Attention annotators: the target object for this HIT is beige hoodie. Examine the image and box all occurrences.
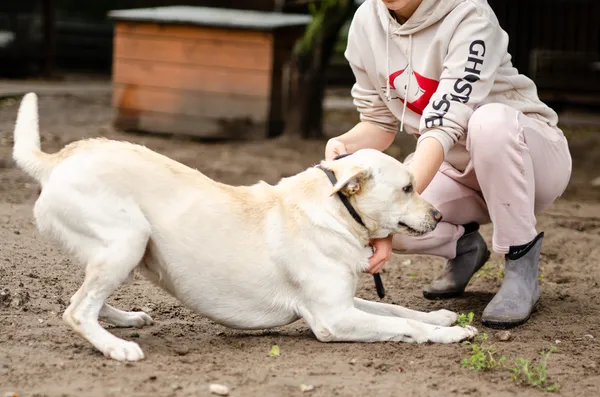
[344,0,559,171]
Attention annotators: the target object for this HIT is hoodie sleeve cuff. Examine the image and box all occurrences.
[416,129,454,158]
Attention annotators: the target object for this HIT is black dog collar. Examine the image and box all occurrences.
[316,153,385,299]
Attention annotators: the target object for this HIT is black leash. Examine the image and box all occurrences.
[316,153,385,299]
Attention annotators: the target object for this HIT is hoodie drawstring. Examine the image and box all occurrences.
[385,12,413,132]
[385,19,391,102]
[385,15,413,133]
[399,34,412,134]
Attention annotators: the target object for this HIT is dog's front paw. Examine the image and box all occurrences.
[460,325,478,341]
[425,309,458,326]
[429,324,478,344]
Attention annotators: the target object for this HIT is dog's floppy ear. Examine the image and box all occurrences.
[330,166,371,196]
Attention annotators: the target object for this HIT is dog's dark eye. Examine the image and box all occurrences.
[403,184,413,193]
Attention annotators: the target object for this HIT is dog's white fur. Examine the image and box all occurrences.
[13,93,477,361]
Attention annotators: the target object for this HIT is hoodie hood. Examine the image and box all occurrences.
[376,0,467,35]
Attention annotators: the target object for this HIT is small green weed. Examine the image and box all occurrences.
[470,261,504,284]
[469,261,546,284]
[268,345,280,357]
[461,337,559,392]
[461,333,506,371]
[510,346,559,392]
[456,312,474,327]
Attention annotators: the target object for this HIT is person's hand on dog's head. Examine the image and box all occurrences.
[325,139,348,161]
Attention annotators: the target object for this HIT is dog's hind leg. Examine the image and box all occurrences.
[68,273,153,328]
[353,298,459,326]
[62,223,150,361]
[36,187,152,361]
[99,303,153,328]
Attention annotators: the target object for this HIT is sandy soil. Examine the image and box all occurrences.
[1,92,600,397]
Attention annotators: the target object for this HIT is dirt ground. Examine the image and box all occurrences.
[1,91,600,397]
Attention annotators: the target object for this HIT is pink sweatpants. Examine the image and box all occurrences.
[393,103,572,259]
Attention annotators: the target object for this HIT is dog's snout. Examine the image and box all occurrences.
[432,209,442,222]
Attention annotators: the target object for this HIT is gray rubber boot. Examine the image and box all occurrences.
[482,232,544,328]
[423,223,491,300]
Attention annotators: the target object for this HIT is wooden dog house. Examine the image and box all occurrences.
[107,6,311,139]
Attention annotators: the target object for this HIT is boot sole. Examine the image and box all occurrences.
[481,299,540,329]
[422,290,464,300]
[423,249,491,300]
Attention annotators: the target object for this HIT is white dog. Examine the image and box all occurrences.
[13,93,477,362]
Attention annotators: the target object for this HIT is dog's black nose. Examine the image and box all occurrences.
[432,209,443,222]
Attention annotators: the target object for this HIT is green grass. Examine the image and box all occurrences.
[268,345,280,357]
[469,261,547,285]
[461,335,559,392]
[456,312,474,327]
[470,261,504,284]
[510,346,559,392]
[462,333,506,371]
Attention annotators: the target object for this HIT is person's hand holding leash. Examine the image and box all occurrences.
[368,235,393,274]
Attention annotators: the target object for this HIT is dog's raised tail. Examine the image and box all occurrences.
[13,93,53,183]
